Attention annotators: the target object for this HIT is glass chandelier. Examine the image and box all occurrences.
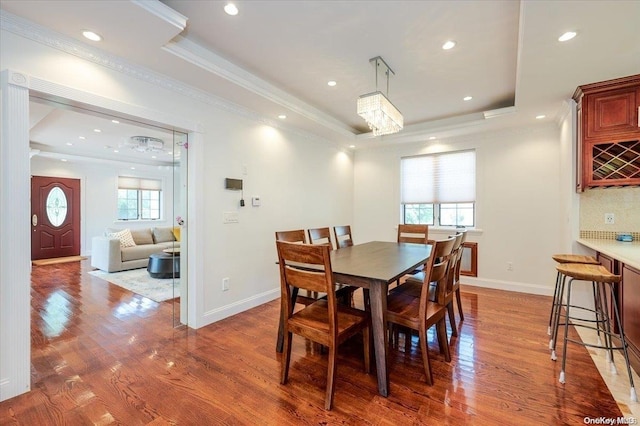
[357,56,403,136]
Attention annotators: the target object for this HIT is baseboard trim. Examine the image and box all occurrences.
[199,288,280,328]
[462,277,553,296]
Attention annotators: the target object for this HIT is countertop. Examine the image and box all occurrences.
[577,238,640,270]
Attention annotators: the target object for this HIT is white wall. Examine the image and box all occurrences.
[353,124,563,295]
[1,22,353,399]
[30,157,176,256]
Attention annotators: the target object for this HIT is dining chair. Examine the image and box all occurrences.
[386,236,456,385]
[308,227,334,249]
[451,230,468,324]
[333,225,354,249]
[397,224,429,244]
[276,240,371,410]
[308,227,358,306]
[275,229,306,244]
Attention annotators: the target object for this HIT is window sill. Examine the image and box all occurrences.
[428,226,483,236]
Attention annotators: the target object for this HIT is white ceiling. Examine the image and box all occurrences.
[1,0,639,157]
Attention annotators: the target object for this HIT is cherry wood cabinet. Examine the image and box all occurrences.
[622,264,640,371]
[573,74,640,191]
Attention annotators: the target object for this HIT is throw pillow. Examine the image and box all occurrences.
[153,227,176,243]
[172,226,181,242]
[108,229,136,248]
[130,228,154,245]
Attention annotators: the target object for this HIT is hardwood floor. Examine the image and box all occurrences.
[0,260,623,424]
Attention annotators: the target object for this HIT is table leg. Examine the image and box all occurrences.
[369,281,389,397]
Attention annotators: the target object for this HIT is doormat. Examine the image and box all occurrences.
[32,256,87,266]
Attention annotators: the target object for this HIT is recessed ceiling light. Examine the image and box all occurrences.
[113,149,119,153]
[463,96,473,101]
[130,167,136,170]
[278,114,287,119]
[82,30,102,42]
[349,145,356,149]
[558,31,577,42]
[94,128,101,133]
[328,81,337,87]
[224,3,239,15]
[111,120,119,124]
[442,40,456,50]
[536,114,546,119]
[66,142,73,146]
[429,136,436,140]
[151,155,157,159]
[61,159,67,162]
[79,136,85,140]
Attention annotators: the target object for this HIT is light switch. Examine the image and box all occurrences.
[223,211,239,223]
[252,196,261,207]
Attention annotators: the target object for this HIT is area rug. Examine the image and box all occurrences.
[32,256,87,266]
[88,268,179,302]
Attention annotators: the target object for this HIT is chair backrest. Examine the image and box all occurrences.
[308,227,334,249]
[333,225,354,249]
[275,229,306,244]
[452,230,467,283]
[446,233,465,291]
[419,237,456,311]
[276,240,337,330]
[397,224,429,244]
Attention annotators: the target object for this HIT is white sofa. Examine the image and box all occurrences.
[91,226,180,272]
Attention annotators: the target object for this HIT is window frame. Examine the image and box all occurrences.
[117,177,163,221]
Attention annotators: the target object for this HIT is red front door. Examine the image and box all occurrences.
[31,176,81,260]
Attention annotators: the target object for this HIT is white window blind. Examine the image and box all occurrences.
[118,177,162,191]
[401,150,476,204]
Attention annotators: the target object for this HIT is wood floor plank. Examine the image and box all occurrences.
[0,260,624,424]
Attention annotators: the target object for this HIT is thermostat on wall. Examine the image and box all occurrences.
[252,196,261,206]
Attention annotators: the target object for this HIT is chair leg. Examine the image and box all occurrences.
[363,326,371,374]
[447,302,458,337]
[418,327,433,385]
[325,344,338,410]
[436,319,451,362]
[455,288,464,321]
[281,331,292,384]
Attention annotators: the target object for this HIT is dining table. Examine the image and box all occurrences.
[276,240,432,397]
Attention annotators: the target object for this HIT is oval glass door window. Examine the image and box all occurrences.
[46,186,68,227]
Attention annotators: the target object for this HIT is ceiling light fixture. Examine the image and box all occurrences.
[357,56,403,136]
[463,96,473,101]
[278,114,287,119]
[111,120,119,124]
[328,80,337,87]
[82,30,102,42]
[558,31,577,42]
[224,3,239,16]
[94,128,101,133]
[125,136,165,152]
[536,114,546,119]
[79,136,85,140]
[442,40,456,50]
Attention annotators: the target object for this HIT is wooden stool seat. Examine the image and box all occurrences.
[556,263,620,283]
[551,254,599,265]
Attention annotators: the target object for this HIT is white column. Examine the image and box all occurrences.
[0,69,32,401]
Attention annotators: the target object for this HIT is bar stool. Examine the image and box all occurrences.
[548,254,599,351]
[555,263,637,402]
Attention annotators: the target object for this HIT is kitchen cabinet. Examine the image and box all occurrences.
[573,74,640,191]
[622,264,640,368]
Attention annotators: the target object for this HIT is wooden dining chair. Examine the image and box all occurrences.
[397,224,429,244]
[386,236,456,385]
[451,230,467,323]
[333,225,354,249]
[308,227,334,249]
[276,240,371,410]
[275,229,306,244]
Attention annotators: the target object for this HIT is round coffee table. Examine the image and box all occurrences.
[147,252,180,279]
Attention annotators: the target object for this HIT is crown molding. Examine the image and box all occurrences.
[131,0,187,33]
[162,36,356,138]
[0,11,344,147]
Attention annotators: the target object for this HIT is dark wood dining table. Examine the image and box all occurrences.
[276,240,432,397]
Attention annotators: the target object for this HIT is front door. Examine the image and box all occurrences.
[31,176,81,260]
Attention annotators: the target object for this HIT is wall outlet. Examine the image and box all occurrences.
[604,213,615,225]
[222,277,230,291]
[507,262,514,271]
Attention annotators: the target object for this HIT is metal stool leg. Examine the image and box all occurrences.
[607,281,638,402]
[548,271,562,336]
[559,277,573,383]
[550,274,567,360]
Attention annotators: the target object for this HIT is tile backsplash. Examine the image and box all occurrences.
[580,186,640,238]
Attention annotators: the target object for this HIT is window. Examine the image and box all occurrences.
[401,150,476,227]
[117,177,162,220]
